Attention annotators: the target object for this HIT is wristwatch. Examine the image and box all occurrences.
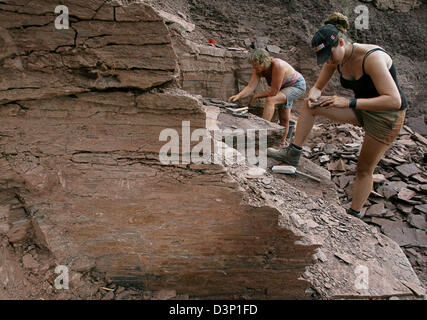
[349,98,357,109]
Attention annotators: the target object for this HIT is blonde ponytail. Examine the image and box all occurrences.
[324,12,349,34]
[324,12,352,45]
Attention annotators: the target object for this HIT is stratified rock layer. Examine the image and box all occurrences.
[0,0,424,299]
[0,0,315,299]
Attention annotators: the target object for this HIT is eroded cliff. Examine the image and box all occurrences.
[0,0,424,299]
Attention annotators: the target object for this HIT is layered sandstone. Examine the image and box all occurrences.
[0,0,315,299]
[0,0,424,299]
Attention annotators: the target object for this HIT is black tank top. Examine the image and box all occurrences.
[338,48,407,110]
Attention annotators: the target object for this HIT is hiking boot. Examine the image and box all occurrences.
[267,144,302,166]
[279,141,288,149]
[347,208,363,219]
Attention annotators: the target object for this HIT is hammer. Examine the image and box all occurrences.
[272,165,321,183]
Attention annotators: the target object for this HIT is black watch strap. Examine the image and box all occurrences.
[349,98,357,109]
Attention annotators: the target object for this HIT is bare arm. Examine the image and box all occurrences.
[307,63,337,102]
[253,62,286,99]
[353,52,401,111]
[228,69,260,102]
[314,63,337,90]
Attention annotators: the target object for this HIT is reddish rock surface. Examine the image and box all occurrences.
[0,0,315,299]
[151,0,426,133]
[0,0,424,300]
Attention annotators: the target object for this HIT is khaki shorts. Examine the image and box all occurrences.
[353,109,406,145]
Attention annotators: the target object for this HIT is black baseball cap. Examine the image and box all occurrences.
[311,24,339,65]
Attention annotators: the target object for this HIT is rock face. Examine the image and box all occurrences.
[0,0,316,299]
[0,0,424,300]
[361,0,421,12]
[172,34,250,102]
[0,2,177,102]
[158,0,427,134]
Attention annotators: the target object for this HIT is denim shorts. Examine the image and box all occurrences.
[277,76,306,109]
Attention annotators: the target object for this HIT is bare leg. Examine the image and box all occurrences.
[293,99,360,147]
[351,134,391,211]
[293,99,316,147]
[277,98,389,212]
[278,107,291,142]
[262,93,287,122]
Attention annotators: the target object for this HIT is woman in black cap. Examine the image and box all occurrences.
[268,12,407,218]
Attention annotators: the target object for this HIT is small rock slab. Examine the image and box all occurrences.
[408,214,427,231]
[396,163,421,178]
[365,203,387,217]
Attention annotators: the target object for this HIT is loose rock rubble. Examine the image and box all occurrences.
[301,122,427,288]
[188,98,425,299]
[227,155,425,299]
